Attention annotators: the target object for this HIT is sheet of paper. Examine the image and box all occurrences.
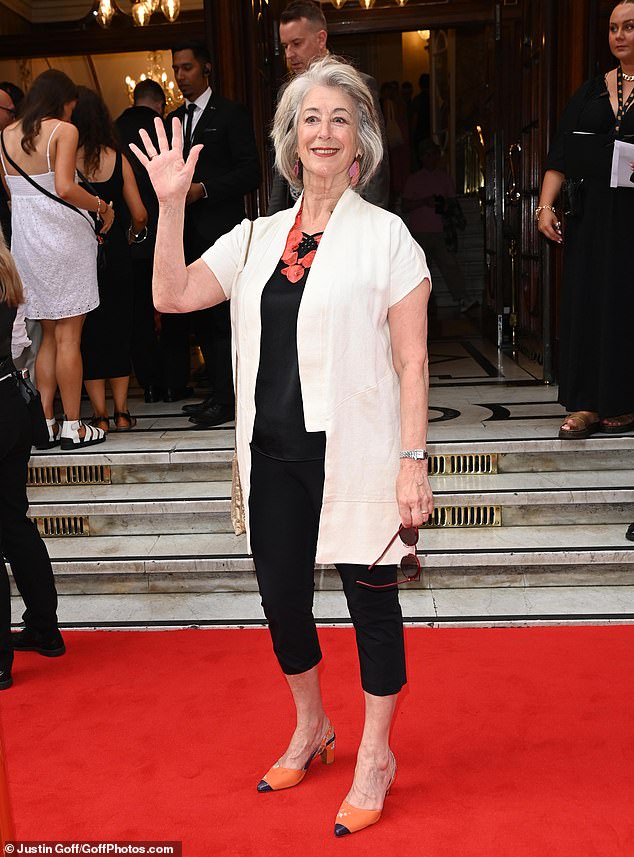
[610,139,634,187]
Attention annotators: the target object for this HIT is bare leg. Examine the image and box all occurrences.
[110,376,131,416]
[55,315,86,422]
[36,320,58,420]
[84,379,107,418]
[343,691,398,810]
[276,665,330,768]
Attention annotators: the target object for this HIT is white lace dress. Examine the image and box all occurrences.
[1,124,99,320]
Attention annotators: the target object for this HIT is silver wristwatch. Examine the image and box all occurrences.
[399,449,428,460]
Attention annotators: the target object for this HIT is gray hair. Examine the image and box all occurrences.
[271,55,383,194]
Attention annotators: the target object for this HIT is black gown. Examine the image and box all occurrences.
[81,150,134,380]
[546,74,634,417]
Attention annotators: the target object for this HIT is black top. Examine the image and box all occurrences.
[0,184,11,245]
[251,233,326,461]
[0,302,16,363]
[165,93,260,263]
[546,74,634,179]
[115,105,161,258]
[79,150,135,382]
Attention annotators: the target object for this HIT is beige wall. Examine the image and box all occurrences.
[402,30,429,88]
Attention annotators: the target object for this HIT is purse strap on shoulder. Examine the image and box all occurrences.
[1,130,96,232]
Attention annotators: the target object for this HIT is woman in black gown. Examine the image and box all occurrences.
[537,0,634,439]
[73,87,147,432]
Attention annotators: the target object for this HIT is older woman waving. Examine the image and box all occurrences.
[133,55,432,837]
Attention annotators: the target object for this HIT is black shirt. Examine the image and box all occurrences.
[251,232,326,461]
[0,302,16,363]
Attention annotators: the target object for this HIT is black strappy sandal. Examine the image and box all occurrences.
[112,411,137,432]
[90,415,110,434]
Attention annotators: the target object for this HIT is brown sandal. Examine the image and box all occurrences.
[558,411,600,440]
[90,415,110,434]
[113,411,137,432]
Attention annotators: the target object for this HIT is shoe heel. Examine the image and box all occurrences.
[321,737,335,765]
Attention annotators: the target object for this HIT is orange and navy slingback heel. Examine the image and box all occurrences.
[257,724,335,792]
[334,751,396,837]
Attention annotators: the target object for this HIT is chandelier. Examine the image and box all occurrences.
[94,0,180,28]
[125,52,183,111]
[328,0,410,7]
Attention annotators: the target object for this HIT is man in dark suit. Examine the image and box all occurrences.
[116,79,166,403]
[166,41,260,425]
[267,0,389,214]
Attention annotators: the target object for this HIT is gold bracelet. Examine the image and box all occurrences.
[95,196,102,218]
[534,204,556,222]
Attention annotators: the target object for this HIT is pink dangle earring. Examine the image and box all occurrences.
[293,159,300,177]
[348,155,361,186]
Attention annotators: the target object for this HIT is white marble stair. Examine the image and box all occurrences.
[26,470,634,536]
[22,431,634,599]
[42,524,634,595]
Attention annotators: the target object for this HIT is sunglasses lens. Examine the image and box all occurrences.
[399,526,419,547]
[400,553,420,580]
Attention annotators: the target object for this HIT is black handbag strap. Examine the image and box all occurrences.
[0,129,96,233]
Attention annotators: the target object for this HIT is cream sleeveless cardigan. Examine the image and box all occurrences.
[202,188,430,565]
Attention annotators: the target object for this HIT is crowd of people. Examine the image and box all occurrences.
[0,40,260,443]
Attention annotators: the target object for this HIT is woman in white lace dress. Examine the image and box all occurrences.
[0,70,114,449]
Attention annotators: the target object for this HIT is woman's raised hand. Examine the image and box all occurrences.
[129,116,203,205]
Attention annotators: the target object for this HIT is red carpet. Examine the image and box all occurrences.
[1,626,633,856]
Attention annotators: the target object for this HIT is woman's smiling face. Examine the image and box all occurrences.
[297,85,359,185]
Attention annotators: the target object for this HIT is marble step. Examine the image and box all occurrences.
[30,524,634,597]
[27,473,634,535]
[27,435,634,480]
[26,586,634,629]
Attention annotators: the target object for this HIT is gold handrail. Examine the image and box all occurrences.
[0,715,15,846]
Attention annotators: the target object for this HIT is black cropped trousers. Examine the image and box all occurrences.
[248,448,407,697]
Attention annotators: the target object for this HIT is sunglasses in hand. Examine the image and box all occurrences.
[356,525,421,589]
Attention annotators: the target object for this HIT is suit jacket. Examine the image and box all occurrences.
[167,93,260,264]
[115,105,161,260]
[267,70,390,215]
